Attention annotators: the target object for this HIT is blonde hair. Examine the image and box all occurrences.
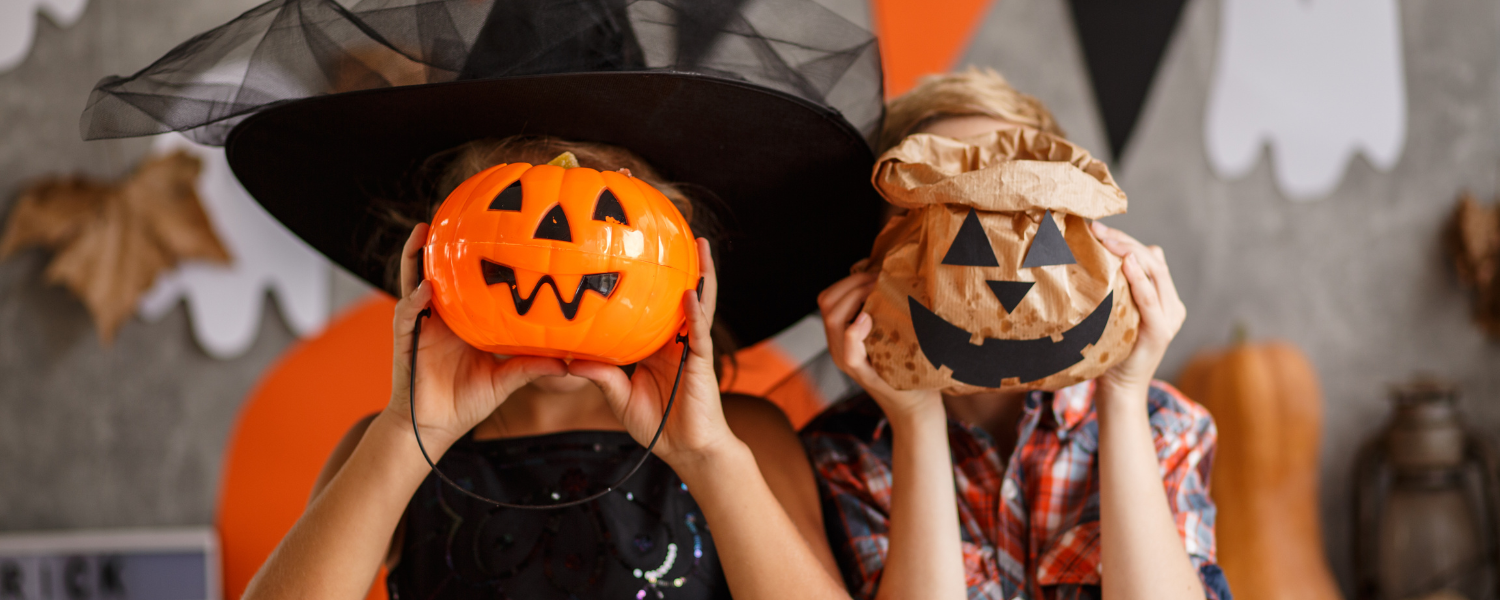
[879,67,1065,153]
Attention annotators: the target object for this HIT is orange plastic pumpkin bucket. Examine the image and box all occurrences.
[424,161,699,365]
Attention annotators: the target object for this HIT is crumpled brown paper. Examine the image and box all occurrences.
[860,127,1139,393]
[0,151,231,342]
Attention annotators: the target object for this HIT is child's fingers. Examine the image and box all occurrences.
[1123,252,1162,324]
[492,356,568,399]
[820,279,876,330]
[683,288,714,362]
[392,281,433,353]
[1091,220,1142,247]
[817,272,876,314]
[695,238,718,319]
[841,313,904,396]
[821,280,875,372]
[399,223,429,297]
[1096,222,1184,330]
[843,312,873,351]
[840,313,878,377]
[1091,221,1151,260]
[566,360,636,415]
[1141,245,1183,319]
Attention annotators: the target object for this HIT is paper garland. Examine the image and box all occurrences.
[0,0,87,72]
[1205,0,1407,200]
[1066,0,1190,161]
[138,134,330,359]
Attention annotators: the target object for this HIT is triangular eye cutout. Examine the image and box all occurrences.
[488,181,522,211]
[592,188,629,225]
[534,204,572,242]
[986,280,1034,313]
[942,209,999,267]
[1021,211,1077,268]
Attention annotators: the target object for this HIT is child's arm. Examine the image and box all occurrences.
[242,225,568,600]
[1091,222,1206,600]
[815,273,969,600]
[567,238,852,600]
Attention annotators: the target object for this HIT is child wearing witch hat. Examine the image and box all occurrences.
[83,0,885,598]
[804,68,1231,600]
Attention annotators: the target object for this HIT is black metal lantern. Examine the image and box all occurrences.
[1354,378,1500,600]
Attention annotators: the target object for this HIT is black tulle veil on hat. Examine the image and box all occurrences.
[81,0,885,346]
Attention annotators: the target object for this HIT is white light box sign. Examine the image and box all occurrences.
[0,528,219,600]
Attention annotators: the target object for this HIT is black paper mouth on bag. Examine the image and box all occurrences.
[908,292,1113,387]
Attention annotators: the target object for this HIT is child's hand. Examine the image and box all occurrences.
[1091,221,1186,401]
[567,238,735,467]
[818,273,944,422]
[388,224,567,453]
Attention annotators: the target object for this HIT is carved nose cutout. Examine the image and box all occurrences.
[534,204,572,242]
[1021,211,1076,268]
[942,209,998,266]
[986,280,1033,313]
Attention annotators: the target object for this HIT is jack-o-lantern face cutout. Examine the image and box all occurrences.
[424,158,699,365]
[862,128,1139,393]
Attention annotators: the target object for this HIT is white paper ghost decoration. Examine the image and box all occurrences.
[1204,0,1406,201]
[139,133,330,359]
[0,0,88,71]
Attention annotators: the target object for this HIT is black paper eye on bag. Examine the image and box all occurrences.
[1021,211,1076,269]
[942,209,1000,267]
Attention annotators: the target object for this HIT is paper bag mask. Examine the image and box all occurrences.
[861,128,1138,394]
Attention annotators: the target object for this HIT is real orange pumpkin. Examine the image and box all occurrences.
[424,161,699,365]
[1177,339,1342,600]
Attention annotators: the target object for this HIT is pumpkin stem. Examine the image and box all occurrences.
[1231,321,1248,345]
[547,152,581,169]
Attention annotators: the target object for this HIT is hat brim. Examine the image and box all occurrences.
[226,71,882,347]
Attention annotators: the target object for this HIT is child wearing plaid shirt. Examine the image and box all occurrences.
[801,69,1231,600]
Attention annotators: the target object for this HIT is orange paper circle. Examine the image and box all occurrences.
[217,296,395,600]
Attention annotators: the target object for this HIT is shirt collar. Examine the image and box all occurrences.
[1034,380,1095,432]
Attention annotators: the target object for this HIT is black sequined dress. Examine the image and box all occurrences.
[387,430,729,599]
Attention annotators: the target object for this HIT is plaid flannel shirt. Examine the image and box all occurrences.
[800,380,1231,600]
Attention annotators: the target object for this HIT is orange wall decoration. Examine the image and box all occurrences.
[217,295,396,600]
[721,340,828,429]
[870,0,996,96]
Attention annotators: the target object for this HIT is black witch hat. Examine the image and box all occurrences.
[81,0,884,347]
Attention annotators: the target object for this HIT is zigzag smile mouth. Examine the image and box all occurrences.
[908,291,1113,387]
[481,259,618,320]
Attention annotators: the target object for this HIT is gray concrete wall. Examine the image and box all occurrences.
[3,0,1499,593]
[0,0,372,530]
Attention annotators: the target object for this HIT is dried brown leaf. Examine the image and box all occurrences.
[0,150,231,343]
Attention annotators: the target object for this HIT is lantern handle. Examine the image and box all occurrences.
[405,307,690,510]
